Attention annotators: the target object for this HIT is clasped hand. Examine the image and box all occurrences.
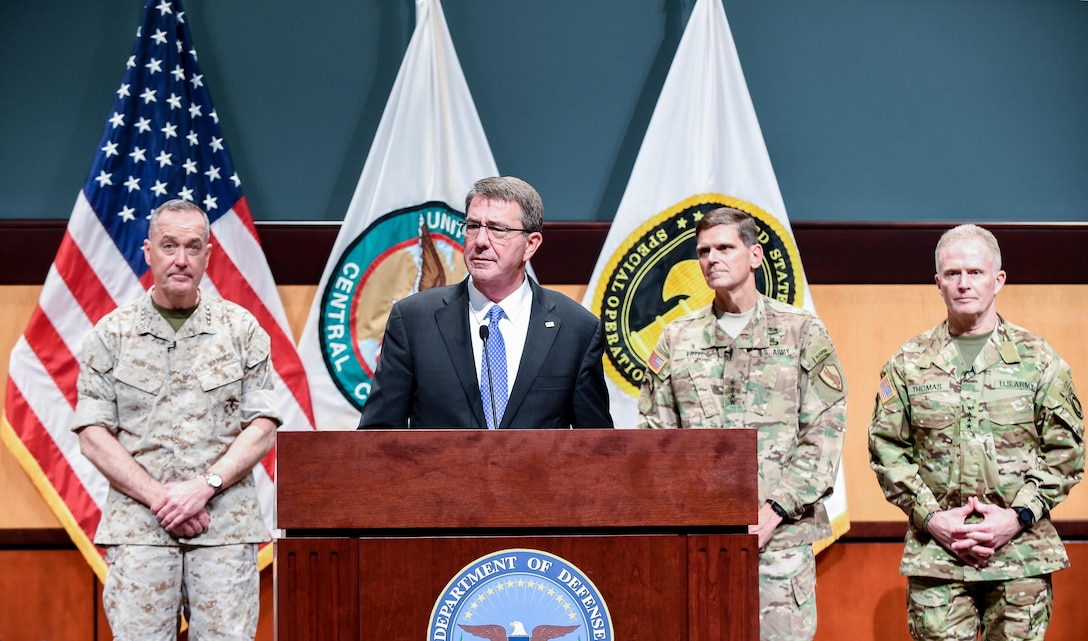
[926,497,1021,568]
[150,477,214,539]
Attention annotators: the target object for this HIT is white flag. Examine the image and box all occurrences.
[581,0,848,549]
[297,0,498,431]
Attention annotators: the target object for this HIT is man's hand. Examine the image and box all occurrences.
[749,502,784,550]
[151,477,215,533]
[164,510,212,538]
[928,497,1022,567]
[925,503,985,566]
[954,497,1022,563]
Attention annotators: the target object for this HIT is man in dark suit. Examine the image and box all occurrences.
[358,176,612,429]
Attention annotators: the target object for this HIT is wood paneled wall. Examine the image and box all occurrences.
[813,541,1088,641]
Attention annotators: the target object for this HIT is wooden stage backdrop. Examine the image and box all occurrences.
[1,222,1086,640]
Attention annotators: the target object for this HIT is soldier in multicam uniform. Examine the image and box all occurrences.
[72,200,280,641]
[638,207,847,641]
[868,224,1084,641]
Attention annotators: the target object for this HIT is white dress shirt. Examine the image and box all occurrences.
[468,277,533,396]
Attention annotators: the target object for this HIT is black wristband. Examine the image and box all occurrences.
[768,500,789,519]
[923,511,937,533]
[1014,507,1035,529]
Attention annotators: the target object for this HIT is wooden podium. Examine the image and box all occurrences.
[276,429,759,640]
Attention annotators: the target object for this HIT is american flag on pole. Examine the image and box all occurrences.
[0,0,314,579]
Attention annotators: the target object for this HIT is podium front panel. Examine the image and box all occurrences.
[277,534,758,641]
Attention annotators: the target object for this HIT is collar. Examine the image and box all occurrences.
[923,315,1020,374]
[136,288,214,340]
[699,295,773,350]
[467,277,533,326]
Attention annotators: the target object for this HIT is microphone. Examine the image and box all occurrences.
[167,341,176,352]
[479,325,498,429]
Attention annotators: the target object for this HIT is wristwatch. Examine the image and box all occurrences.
[1013,506,1034,529]
[203,472,223,491]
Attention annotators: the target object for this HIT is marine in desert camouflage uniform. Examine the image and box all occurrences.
[638,208,847,641]
[868,224,1084,641]
[72,200,280,641]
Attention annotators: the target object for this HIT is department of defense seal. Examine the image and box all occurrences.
[589,193,804,397]
[429,549,613,641]
[319,202,466,409]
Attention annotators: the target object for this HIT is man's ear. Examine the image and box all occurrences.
[522,231,543,262]
[748,242,764,270]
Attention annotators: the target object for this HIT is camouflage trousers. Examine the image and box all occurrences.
[906,575,1052,641]
[103,543,259,641]
[759,545,817,641]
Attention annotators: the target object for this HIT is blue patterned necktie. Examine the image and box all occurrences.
[481,305,508,429]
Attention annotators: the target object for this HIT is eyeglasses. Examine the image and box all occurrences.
[463,219,536,242]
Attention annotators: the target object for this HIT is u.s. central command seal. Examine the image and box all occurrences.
[429,549,613,641]
[319,202,466,410]
[590,193,804,397]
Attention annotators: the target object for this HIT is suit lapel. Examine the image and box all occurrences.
[502,280,560,427]
[434,282,487,427]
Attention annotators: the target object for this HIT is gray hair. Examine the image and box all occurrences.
[464,176,544,233]
[149,199,211,243]
[935,224,1002,272]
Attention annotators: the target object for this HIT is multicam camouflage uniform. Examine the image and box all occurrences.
[73,290,280,640]
[638,295,847,641]
[868,316,1084,641]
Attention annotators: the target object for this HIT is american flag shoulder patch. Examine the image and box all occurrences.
[647,349,667,375]
[878,374,897,405]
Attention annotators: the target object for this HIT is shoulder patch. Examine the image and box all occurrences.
[878,374,898,405]
[1065,376,1083,420]
[818,363,844,392]
[647,349,668,375]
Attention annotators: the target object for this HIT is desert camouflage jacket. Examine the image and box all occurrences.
[73,290,280,546]
[638,295,847,550]
[868,316,1085,580]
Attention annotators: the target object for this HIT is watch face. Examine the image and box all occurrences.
[206,473,223,488]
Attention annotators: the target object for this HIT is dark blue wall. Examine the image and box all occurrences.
[2,0,1085,222]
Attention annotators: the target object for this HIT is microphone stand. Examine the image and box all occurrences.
[479,325,498,429]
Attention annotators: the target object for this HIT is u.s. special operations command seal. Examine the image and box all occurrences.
[319,202,466,410]
[590,193,804,397]
[429,549,613,641]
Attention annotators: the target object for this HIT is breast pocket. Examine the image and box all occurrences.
[195,359,244,393]
[985,393,1034,426]
[114,361,165,395]
[672,362,723,421]
[194,359,245,423]
[984,392,1036,476]
[909,395,958,490]
[112,361,166,437]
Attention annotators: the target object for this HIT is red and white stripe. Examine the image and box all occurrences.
[4,191,314,578]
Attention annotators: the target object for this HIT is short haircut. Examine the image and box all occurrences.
[149,199,211,243]
[935,224,1002,272]
[695,207,758,248]
[464,176,544,232]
